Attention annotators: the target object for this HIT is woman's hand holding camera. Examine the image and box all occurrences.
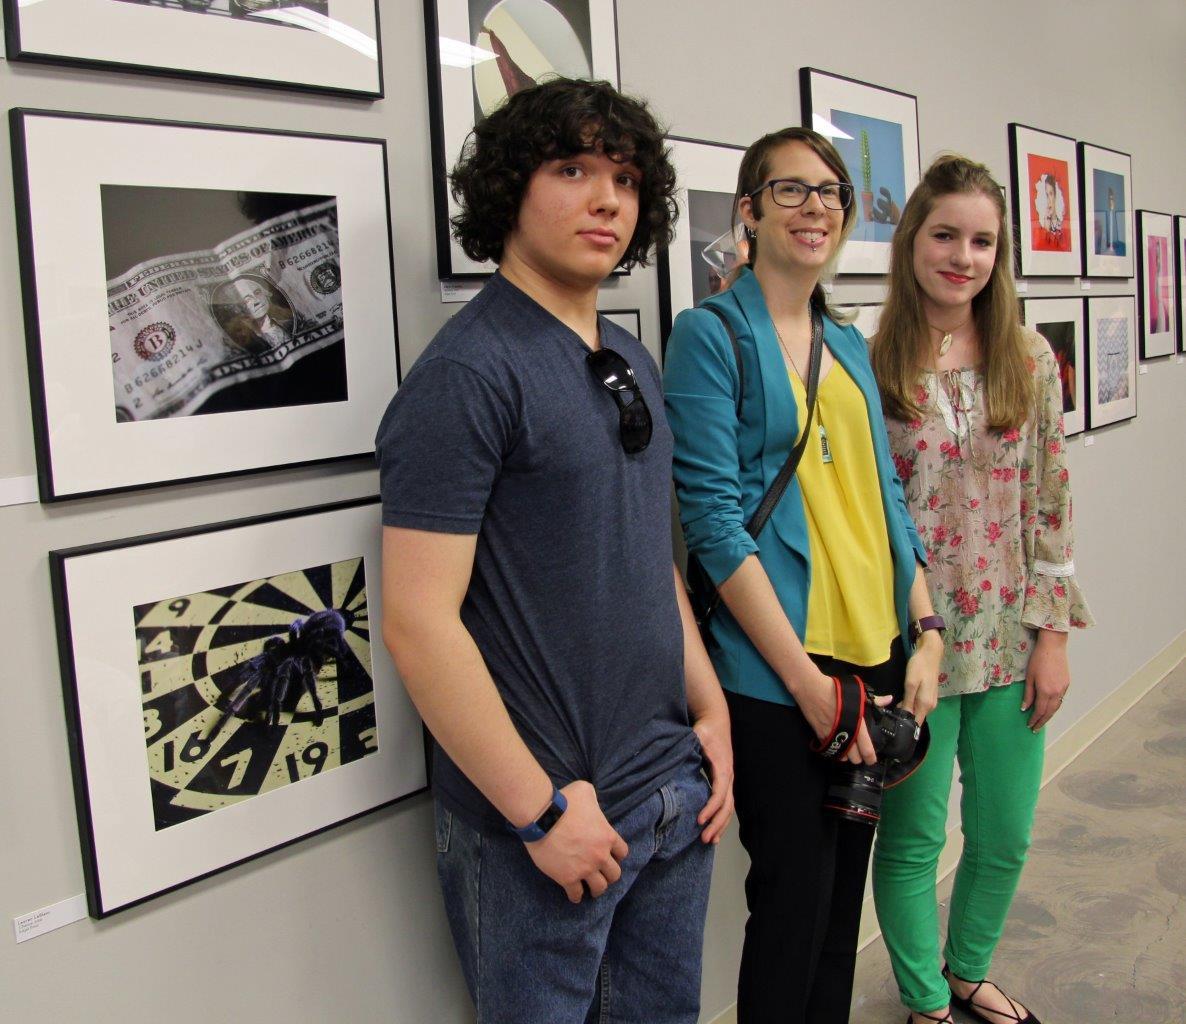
[901,630,943,727]
[795,669,891,765]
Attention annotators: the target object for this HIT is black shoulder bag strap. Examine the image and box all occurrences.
[748,303,824,539]
[691,304,825,634]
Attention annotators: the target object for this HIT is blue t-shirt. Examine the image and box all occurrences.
[376,274,697,831]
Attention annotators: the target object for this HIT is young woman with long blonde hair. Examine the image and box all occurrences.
[871,154,1093,1024]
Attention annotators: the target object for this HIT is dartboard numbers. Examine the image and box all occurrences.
[144,708,162,740]
[148,716,224,791]
[219,749,253,790]
[143,630,175,657]
[285,741,329,782]
[135,625,205,663]
[159,730,213,772]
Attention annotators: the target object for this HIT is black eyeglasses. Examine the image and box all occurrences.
[586,348,652,454]
[749,178,854,211]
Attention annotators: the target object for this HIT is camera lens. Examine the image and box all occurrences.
[823,761,887,825]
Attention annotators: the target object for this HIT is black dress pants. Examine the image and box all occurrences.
[727,639,906,1024]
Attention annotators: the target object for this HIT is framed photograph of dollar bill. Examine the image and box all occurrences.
[11,109,398,501]
[2,0,382,97]
[1084,295,1137,429]
[799,67,920,275]
[1008,124,1081,277]
[1079,142,1134,278]
[1136,210,1176,359]
[425,0,620,278]
[1023,297,1086,437]
[657,136,746,356]
[51,497,427,917]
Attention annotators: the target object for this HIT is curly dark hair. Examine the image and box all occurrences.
[449,77,677,268]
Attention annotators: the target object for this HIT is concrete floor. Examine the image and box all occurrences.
[850,660,1186,1023]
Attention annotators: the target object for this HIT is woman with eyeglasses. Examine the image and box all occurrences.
[664,127,942,1023]
[869,155,1092,1024]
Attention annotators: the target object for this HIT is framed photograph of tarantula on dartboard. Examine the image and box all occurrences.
[50,498,426,918]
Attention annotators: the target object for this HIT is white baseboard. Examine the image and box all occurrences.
[704,628,1186,1024]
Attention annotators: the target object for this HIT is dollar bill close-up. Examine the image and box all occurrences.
[108,198,344,421]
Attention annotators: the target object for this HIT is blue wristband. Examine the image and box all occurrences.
[506,786,568,843]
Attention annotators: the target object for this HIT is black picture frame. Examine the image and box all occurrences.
[1136,210,1177,359]
[1078,142,1135,278]
[12,108,399,502]
[2,0,383,98]
[424,0,621,279]
[656,135,747,357]
[1083,294,1138,429]
[799,67,920,275]
[51,497,427,918]
[1176,216,1186,354]
[1007,123,1081,278]
[599,308,642,341]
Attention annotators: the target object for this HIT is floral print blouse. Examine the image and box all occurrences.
[884,330,1094,697]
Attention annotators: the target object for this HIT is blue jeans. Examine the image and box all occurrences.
[435,759,715,1024]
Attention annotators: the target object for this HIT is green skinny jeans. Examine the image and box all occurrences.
[872,681,1044,1013]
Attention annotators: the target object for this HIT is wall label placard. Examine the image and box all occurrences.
[13,894,87,944]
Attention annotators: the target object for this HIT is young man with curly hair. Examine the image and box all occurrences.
[376,78,733,1024]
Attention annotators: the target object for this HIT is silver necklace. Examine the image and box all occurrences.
[773,320,832,464]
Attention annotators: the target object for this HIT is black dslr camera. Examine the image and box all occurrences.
[822,696,928,826]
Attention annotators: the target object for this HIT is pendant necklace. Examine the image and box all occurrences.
[929,315,971,357]
[774,319,832,464]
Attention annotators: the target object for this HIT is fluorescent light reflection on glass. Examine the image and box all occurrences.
[812,113,853,141]
[250,9,377,60]
[439,36,497,69]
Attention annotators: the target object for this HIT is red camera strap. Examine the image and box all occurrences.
[810,674,867,760]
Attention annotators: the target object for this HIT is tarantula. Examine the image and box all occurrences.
[211,608,348,733]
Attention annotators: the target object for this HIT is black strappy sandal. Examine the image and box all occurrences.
[943,963,1041,1024]
[906,1010,954,1024]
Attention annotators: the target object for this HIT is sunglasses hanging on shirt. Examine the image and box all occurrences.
[586,348,653,454]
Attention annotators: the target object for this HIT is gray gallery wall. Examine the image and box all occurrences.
[1,1,1184,1020]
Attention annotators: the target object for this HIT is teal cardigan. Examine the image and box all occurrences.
[664,268,927,707]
